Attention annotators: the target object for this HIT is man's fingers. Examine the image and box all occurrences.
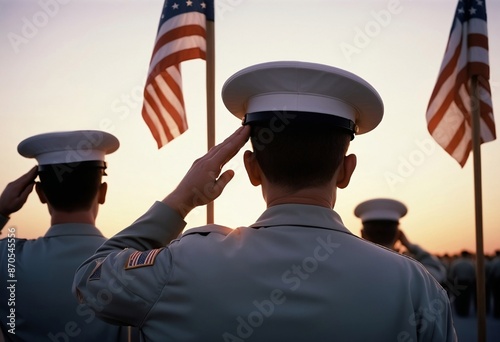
[19,181,35,200]
[23,165,38,178]
[213,169,235,196]
[209,126,250,166]
[17,166,38,187]
[0,166,38,216]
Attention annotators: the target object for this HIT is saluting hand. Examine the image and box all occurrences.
[162,126,250,218]
[0,166,38,217]
[397,230,411,249]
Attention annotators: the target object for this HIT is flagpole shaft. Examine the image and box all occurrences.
[206,20,215,224]
[471,75,487,342]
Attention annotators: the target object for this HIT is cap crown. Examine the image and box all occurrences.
[18,130,119,166]
[222,61,384,135]
[354,198,408,222]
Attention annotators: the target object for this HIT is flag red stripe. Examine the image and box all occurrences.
[153,72,187,133]
[427,68,469,134]
[152,25,206,58]
[476,77,495,140]
[468,61,489,77]
[145,79,176,137]
[142,109,164,148]
[458,141,472,167]
[146,48,206,85]
[427,38,462,102]
[468,33,488,50]
[143,81,177,145]
[143,84,178,144]
[480,105,495,137]
[444,119,466,156]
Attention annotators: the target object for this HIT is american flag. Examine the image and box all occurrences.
[426,0,495,167]
[125,248,164,269]
[142,0,214,148]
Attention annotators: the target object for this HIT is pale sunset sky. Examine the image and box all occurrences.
[0,0,499,256]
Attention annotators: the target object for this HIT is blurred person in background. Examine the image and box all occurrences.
[355,198,447,285]
[448,250,476,317]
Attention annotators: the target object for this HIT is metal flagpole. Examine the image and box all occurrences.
[471,75,487,342]
[206,20,215,224]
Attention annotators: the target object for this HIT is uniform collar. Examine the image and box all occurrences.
[44,223,105,238]
[250,203,352,235]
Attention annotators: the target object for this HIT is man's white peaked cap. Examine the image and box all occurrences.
[222,61,384,135]
[17,130,119,166]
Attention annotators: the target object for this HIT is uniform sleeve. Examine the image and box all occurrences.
[437,287,458,342]
[96,201,186,253]
[72,201,186,327]
[422,286,458,342]
[407,263,458,342]
[407,243,447,284]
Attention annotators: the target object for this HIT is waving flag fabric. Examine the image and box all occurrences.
[426,0,495,167]
[142,0,214,148]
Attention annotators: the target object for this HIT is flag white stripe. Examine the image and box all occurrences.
[156,12,206,41]
[149,35,206,75]
[145,80,182,138]
[143,100,168,146]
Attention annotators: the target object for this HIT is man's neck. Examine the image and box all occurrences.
[50,210,96,226]
[264,184,336,209]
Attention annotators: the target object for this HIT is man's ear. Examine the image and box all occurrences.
[35,182,47,204]
[243,150,262,186]
[98,182,107,204]
[336,154,357,189]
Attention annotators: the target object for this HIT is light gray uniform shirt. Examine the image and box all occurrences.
[0,215,129,342]
[405,243,447,284]
[74,202,457,342]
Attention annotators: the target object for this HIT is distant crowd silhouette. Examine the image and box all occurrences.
[422,249,500,318]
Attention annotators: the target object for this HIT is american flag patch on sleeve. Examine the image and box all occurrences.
[125,248,164,270]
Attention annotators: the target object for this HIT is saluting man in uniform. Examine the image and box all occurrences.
[354,198,447,285]
[0,131,132,341]
[73,62,457,341]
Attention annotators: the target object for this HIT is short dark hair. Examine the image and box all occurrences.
[38,162,104,212]
[362,220,399,246]
[250,121,351,190]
